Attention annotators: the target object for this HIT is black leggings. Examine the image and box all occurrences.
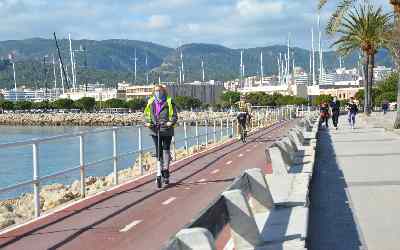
[151,135,172,161]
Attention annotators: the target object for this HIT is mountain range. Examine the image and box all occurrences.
[0,38,394,89]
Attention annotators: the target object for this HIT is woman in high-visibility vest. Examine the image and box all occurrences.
[144,85,178,185]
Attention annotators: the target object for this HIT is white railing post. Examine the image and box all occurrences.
[113,129,118,185]
[195,120,199,150]
[184,121,189,154]
[213,119,217,144]
[226,117,229,138]
[32,143,40,218]
[220,119,223,142]
[257,112,260,128]
[79,135,86,198]
[231,119,234,137]
[172,136,177,161]
[138,126,143,175]
[205,120,208,147]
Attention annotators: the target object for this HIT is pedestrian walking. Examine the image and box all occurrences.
[319,102,330,128]
[346,97,358,129]
[382,99,389,115]
[330,97,341,130]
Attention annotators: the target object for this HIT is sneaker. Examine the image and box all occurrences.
[162,169,170,184]
[336,127,338,130]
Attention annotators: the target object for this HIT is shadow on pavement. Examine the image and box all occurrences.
[307,129,365,250]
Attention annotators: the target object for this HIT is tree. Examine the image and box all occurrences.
[75,97,96,112]
[53,98,74,110]
[14,101,32,110]
[220,91,240,107]
[0,100,14,110]
[103,98,126,109]
[320,0,400,128]
[330,4,392,115]
[175,96,202,110]
[126,98,146,111]
[312,95,333,106]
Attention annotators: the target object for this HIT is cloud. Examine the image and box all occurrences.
[147,15,172,29]
[236,0,284,17]
[0,0,394,49]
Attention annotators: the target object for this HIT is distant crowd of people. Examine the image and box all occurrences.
[319,97,392,130]
[319,97,359,130]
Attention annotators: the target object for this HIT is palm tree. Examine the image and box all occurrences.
[320,0,400,126]
[330,4,392,114]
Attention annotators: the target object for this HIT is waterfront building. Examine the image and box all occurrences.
[373,66,392,83]
[0,88,48,102]
[60,88,118,101]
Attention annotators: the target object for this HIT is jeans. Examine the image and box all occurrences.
[348,112,356,127]
[332,111,339,127]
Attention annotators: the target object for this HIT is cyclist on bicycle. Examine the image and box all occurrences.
[237,94,251,142]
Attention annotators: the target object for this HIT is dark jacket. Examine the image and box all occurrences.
[144,96,178,137]
[347,103,358,114]
[330,100,340,113]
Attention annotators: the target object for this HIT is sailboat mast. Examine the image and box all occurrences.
[69,33,75,90]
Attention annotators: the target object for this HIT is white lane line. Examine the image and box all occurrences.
[246,149,251,152]
[162,197,177,205]
[120,220,142,232]
[226,161,233,165]
[198,178,207,183]
[253,144,257,148]
[211,169,220,174]
[238,154,243,158]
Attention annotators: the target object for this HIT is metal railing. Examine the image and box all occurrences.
[0,107,297,220]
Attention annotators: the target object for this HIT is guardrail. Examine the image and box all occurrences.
[0,106,301,222]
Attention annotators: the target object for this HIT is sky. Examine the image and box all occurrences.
[0,0,392,49]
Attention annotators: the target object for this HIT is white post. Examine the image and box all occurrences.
[59,61,65,94]
[205,120,208,147]
[213,120,217,143]
[195,121,199,150]
[184,122,189,154]
[79,135,86,198]
[52,54,57,97]
[226,118,229,138]
[32,143,40,218]
[220,119,223,142]
[138,126,143,175]
[113,130,118,185]
[12,62,17,101]
[69,33,75,90]
[231,120,234,137]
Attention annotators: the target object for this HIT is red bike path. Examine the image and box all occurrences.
[0,121,294,250]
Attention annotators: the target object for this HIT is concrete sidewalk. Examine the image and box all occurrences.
[309,115,400,250]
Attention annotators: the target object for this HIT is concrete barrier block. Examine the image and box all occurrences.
[223,189,261,249]
[171,228,216,250]
[254,206,309,243]
[245,168,274,213]
[268,147,289,175]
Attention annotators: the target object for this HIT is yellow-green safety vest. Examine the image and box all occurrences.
[144,96,174,123]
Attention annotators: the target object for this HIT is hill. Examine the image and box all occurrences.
[0,38,393,89]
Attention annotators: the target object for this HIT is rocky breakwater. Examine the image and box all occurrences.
[0,111,231,126]
[0,140,223,230]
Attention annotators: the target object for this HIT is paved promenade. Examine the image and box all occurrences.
[309,115,400,250]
